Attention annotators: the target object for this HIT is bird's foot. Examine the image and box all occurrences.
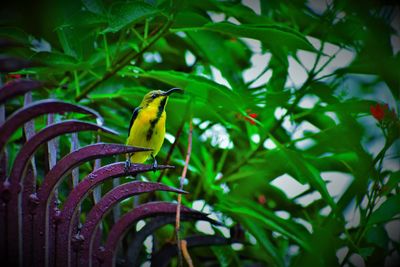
[124,159,131,174]
[151,156,158,172]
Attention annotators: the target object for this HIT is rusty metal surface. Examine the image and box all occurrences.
[32,143,149,267]
[0,79,43,104]
[2,120,115,267]
[99,202,207,267]
[125,214,220,266]
[0,99,101,152]
[79,181,186,266]
[55,162,174,267]
[0,55,36,72]
[151,235,236,267]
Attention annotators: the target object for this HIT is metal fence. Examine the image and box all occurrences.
[0,79,233,267]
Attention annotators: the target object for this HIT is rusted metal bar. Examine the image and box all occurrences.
[32,144,151,267]
[99,202,208,267]
[55,163,175,267]
[0,79,43,104]
[151,235,236,267]
[0,56,36,72]
[0,99,101,152]
[0,77,5,261]
[22,92,38,267]
[3,120,114,267]
[79,181,187,267]
[125,214,220,266]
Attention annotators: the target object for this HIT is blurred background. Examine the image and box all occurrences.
[1,0,399,266]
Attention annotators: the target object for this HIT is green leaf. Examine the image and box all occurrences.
[368,194,400,226]
[383,171,400,196]
[138,70,246,112]
[366,225,389,249]
[105,1,159,33]
[173,22,316,52]
[240,218,285,267]
[82,0,105,14]
[30,51,88,70]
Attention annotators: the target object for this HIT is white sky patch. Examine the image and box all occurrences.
[344,201,361,229]
[295,191,321,206]
[240,38,262,53]
[242,0,261,15]
[274,107,287,120]
[298,94,320,108]
[297,50,317,72]
[291,121,320,140]
[196,221,215,235]
[250,69,273,88]
[164,132,175,143]
[136,220,146,231]
[293,218,313,233]
[270,173,309,199]
[251,134,260,144]
[243,53,272,83]
[211,66,232,89]
[200,123,234,149]
[227,17,241,25]
[321,172,353,199]
[185,50,196,66]
[275,210,290,220]
[144,235,153,254]
[306,36,322,50]
[315,48,356,80]
[306,0,331,15]
[324,111,340,124]
[263,138,277,149]
[295,139,316,150]
[207,11,225,22]
[385,220,400,243]
[143,52,162,63]
[192,199,205,211]
[286,56,308,88]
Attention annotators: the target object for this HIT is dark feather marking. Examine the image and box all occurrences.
[128,107,141,137]
[146,98,167,141]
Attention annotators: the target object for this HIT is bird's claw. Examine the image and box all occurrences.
[152,156,158,173]
[124,160,131,174]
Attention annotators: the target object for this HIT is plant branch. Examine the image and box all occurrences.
[75,19,173,102]
[175,119,193,267]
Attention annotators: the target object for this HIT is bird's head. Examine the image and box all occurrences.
[140,88,183,108]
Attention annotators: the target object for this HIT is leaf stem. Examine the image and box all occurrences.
[175,119,193,267]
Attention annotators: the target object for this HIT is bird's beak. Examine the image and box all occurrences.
[163,88,184,96]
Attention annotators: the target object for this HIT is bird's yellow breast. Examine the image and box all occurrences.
[126,107,166,163]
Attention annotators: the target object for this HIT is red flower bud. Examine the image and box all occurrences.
[257,194,266,205]
[370,104,385,121]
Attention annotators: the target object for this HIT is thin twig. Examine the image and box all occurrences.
[75,19,173,102]
[181,240,194,267]
[175,119,193,267]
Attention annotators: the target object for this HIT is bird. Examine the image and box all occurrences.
[125,88,183,170]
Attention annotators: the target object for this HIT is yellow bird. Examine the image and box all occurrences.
[126,88,183,168]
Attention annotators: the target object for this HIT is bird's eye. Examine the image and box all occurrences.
[151,94,157,99]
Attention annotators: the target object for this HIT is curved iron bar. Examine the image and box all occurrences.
[0,99,101,152]
[125,214,221,266]
[79,181,187,267]
[2,120,115,267]
[55,162,175,267]
[0,56,36,72]
[0,79,43,104]
[151,235,237,267]
[100,202,209,267]
[31,143,151,267]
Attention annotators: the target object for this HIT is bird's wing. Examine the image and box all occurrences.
[128,107,141,137]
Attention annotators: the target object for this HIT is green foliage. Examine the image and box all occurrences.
[1,0,399,266]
